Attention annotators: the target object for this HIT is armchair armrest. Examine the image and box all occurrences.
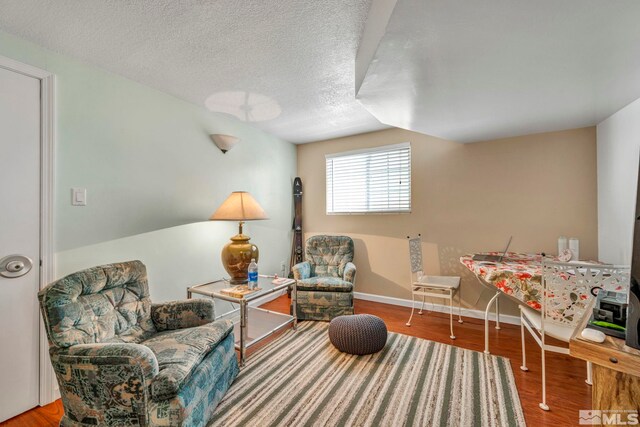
[344,262,356,284]
[62,342,159,380]
[151,299,215,331]
[292,261,311,280]
[52,343,158,425]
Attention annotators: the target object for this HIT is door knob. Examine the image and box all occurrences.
[0,255,33,278]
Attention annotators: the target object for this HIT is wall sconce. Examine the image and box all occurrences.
[210,134,239,154]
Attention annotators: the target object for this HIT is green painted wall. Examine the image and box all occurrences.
[0,30,297,301]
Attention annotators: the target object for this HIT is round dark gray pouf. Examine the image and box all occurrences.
[329,314,388,355]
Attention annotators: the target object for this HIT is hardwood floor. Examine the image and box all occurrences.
[2,296,590,426]
[1,400,64,427]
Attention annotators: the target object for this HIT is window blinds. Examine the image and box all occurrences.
[326,142,411,214]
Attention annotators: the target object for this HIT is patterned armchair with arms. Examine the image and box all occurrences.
[38,260,239,427]
[291,235,356,321]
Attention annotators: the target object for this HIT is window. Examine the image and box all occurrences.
[326,143,411,214]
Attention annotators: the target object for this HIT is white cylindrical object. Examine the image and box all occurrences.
[569,238,579,261]
[558,236,568,255]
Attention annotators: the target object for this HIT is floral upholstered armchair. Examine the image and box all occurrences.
[38,260,238,426]
[291,235,356,320]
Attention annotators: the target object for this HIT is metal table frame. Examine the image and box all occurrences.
[187,276,297,366]
[468,255,610,355]
[472,273,535,354]
[478,282,502,354]
[462,255,531,354]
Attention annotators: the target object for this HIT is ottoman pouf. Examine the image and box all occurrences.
[328,314,388,355]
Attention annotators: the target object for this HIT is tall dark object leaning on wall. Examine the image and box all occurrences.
[288,177,303,296]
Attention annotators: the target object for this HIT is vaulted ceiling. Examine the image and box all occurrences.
[1,0,640,144]
[356,0,640,143]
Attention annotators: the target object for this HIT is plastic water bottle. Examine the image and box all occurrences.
[248,259,258,289]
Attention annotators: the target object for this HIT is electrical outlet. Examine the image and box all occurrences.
[280,261,286,277]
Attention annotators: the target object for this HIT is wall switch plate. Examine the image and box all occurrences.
[71,188,87,206]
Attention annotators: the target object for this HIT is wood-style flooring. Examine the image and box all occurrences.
[2,296,590,426]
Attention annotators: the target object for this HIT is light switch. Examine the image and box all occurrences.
[72,188,87,206]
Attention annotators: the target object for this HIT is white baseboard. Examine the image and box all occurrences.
[250,288,522,326]
[354,291,521,325]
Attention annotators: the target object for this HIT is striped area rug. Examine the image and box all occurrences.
[210,321,525,427]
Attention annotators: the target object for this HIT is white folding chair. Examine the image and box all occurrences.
[405,235,463,339]
[520,260,630,411]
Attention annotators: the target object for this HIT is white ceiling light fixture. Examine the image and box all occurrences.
[210,134,239,154]
[205,91,282,122]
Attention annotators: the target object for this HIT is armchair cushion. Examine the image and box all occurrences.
[306,235,354,278]
[151,299,215,331]
[142,319,234,401]
[292,261,311,280]
[148,332,239,426]
[298,277,353,292]
[38,260,156,348]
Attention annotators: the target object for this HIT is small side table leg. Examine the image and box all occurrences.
[293,281,298,330]
[239,299,247,367]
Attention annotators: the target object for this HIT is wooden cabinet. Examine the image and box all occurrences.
[570,304,640,425]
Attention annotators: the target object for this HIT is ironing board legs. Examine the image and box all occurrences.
[449,289,455,339]
[484,291,501,354]
[520,311,529,371]
[495,295,501,330]
[457,286,463,324]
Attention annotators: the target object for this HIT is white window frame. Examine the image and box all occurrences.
[325,142,411,215]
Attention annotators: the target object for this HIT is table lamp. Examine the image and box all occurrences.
[210,191,268,284]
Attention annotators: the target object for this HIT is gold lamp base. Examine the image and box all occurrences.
[221,222,259,284]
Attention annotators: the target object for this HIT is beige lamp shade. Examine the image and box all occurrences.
[210,191,267,284]
[209,191,268,221]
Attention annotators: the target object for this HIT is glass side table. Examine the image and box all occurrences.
[187,275,297,366]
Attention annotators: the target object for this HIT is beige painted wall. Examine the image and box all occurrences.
[297,127,598,315]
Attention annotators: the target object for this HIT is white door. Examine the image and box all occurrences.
[0,66,42,421]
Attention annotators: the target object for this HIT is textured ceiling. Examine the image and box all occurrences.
[357,0,640,143]
[0,0,387,143]
[4,0,639,145]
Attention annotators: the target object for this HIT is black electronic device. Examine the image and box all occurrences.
[626,157,640,350]
[593,290,628,326]
[588,290,628,339]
